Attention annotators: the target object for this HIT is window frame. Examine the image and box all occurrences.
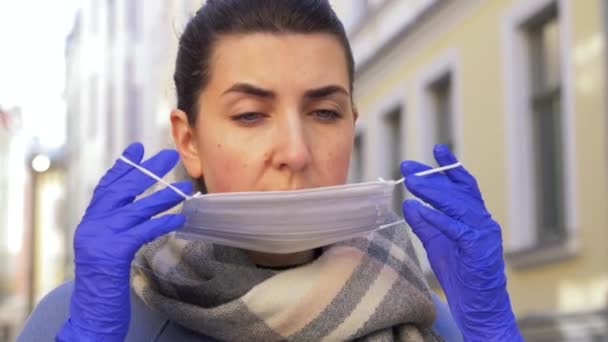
[414,48,462,165]
[368,83,406,183]
[364,82,446,277]
[429,72,455,152]
[501,0,578,268]
[381,106,405,214]
[410,50,461,279]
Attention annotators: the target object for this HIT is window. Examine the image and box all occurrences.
[349,133,364,183]
[383,107,404,213]
[524,6,566,244]
[502,0,576,266]
[428,74,454,152]
[413,51,461,275]
[415,50,459,165]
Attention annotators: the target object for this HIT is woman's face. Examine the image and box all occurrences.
[172,33,357,193]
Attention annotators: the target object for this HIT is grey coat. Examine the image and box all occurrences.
[17,281,463,341]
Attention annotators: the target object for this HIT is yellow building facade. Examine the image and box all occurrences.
[351,0,607,338]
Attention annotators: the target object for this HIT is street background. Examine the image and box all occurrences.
[1,0,607,341]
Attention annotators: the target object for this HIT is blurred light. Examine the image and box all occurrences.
[32,154,51,173]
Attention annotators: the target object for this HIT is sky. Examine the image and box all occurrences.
[0,0,80,148]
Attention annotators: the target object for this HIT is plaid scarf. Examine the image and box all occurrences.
[131,217,442,341]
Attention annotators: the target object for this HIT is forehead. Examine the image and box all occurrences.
[207,32,350,93]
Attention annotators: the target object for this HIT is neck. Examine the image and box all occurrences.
[247,249,316,268]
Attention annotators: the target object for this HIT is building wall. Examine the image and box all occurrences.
[352,0,608,319]
[0,107,28,340]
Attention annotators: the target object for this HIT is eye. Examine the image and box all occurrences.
[312,109,342,122]
[231,112,266,126]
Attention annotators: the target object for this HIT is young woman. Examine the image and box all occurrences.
[19,1,522,341]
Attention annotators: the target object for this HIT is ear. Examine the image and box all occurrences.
[170,109,203,178]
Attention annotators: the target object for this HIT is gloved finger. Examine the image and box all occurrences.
[402,199,443,247]
[404,174,488,226]
[125,214,186,248]
[400,160,433,177]
[87,149,181,214]
[432,144,482,199]
[96,142,144,190]
[400,160,458,192]
[400,160,465,192]
[85,143,145,218]
[412,199,479,244]
[114,148,180,196]
[110,181,193,230]
[401,159,487,225]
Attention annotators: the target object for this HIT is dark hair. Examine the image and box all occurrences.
[174,0,355,126]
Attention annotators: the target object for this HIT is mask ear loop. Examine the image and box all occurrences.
[119,155,198,200]
[121,154,461,199]
[378,219,406,229]
[393,161,462,184]
[375,161,463,230]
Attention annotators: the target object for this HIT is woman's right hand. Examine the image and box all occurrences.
[56,143,192,341]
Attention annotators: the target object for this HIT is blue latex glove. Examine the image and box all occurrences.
[56,143,192,341]
[401,144,523,342]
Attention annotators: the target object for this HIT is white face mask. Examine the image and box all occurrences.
[120,156,460,254]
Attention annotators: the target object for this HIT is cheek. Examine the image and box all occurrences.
[214,160,240,192]
[201,143,253,193]
[318,137,353,184]
[204,165,233,193]
[330,150,352,181]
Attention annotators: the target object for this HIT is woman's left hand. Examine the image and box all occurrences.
[400,144,523,342]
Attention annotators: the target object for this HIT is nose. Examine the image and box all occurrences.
[271,112,312,172]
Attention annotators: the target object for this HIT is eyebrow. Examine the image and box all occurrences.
[222,83,349,100]
[304,85,349,99]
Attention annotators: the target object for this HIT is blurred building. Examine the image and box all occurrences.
[0,106,26,341]
[0,106,68,341]
[63,0,204,276]
[0,106,21,297]
[349,0,608,340]
[25,146,67,315]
